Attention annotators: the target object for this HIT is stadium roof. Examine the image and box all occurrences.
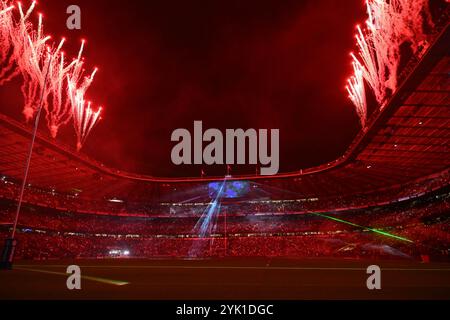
[0,23,448,202]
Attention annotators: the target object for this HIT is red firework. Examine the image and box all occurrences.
[0,0,103,150]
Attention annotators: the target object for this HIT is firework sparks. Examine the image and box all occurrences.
[11,1,52,121]
[347,0,434,125]
[69,85,102,151]
[44,37,98,139]
[0,2,17,84]
[44,38,81,138]
[0,0,103,149]
[346,60,366,127]
[66,39,101,150]
[44,38,70,138]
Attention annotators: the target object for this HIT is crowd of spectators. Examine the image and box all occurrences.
[2,219,447,261]
[1,187,448,236]
[0,170,449,218]
[0,186,448,261]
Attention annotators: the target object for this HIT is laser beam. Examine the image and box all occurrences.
[313,212,413,243]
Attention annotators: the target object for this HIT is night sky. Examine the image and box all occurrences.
[0,0,368,177]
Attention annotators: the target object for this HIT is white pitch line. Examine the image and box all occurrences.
[15,267,129,286]
[15,265,450,272]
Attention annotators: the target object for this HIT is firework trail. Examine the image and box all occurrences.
[44,38,71,138]
[347,0,434,126]
[45,37,99,140]
[346,60,366,127]
[44,39,87,138]
[69,83,102,151]
[0,0,103,149]
[66,39,102,150]
[11,1,52,121]
[0,2,17,84]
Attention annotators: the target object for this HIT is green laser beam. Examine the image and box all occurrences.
[313,212,414,243]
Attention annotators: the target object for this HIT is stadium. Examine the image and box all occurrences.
[0,0,449,300]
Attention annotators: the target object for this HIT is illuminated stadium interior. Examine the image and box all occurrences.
[0,1,449,303]
[0,19,449,261]
[0,1,448,266]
